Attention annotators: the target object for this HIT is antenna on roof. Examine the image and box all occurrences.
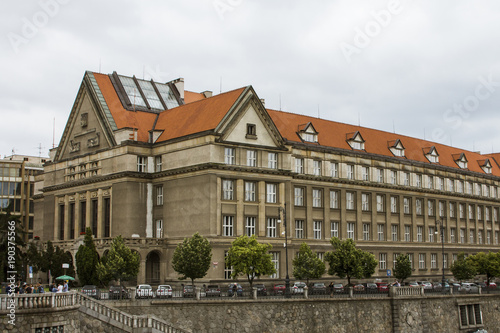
[52,117,55,148]
[36,143,45,157]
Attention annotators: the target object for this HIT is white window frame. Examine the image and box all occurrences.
[295,220,304,239]
[347,222,355,239]
[268,152,278,169]
[266,183,277,203]
[419,253,426,269]
[137,156,147,172]
[363,223,370,241]
[417,226,423,242]
[330,190,339,209]
[294,187,304,206]
[247,150,257,167]
[404,225,411,242]
[295,158,304,174]
[267,218,277,238]
[313,160,321,176]
[361,193,370,211]
[222,180,234,200]
[312,189,322,208]
[376,195,384,212]
[245,181,256,202]
[224,147,235,165]
[331,221,339,238]
[379,253,387,270]
[347,164,354,180]
[391,225,398,242]
[245,216,256,236]
[390,196,398,213]
[313,220,322,240]
[156,185,163,205]
[378,224,385,241]
[346,192,355,210]
[223,216,234,236]
[331,162,339,177]
[361,166,369,181]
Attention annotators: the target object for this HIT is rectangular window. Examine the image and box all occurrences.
[416,198,423,215]
[80,201,86,234]
[245,216,256,236]
[267,218,277,237]
[390,196,398,213]
[222,180,234,200]
[408,253,414,269]
[103,198,110,238]
[416,174,422,188]
[495,231,499,245]
[137,156,147,172]
[347,222,355,239]
[313,160,321,176]
[428,175,434,189]
[378,224,385,241]
[379,253,387,270]
[91,199,98,236]
[313,221,322,239]
[428,226,435,242]
[330,190,339,209]
[449,202,455,218]
[224,147,235,165]
[467,182,472,195]
[331,221,339,238]
[376,194,384,212]
[59,204,65,240]
[393,253,399,269]
[404,172,410,186]
[295,158,304,174]
[443,253,448,268]
[459,203,465,218]
[245,181,256,202]
[294,187,304,206]
[361,166,369,181]
[404,225,411,242]
[450,228,456,243]
[346,192,355,210]
[266,183,277,203]
[458,180,464,193]
[69,203,75,240]
[156,185,163,205]
[439,201,445,217]
[155,155,162,172]
[428,200,434,216]
[361,193,370,211]
[390,170,397,185]
[477,206,482,220]
[347,164,354,180]
[485,207,490,221]
[312,189,322,208]
[155,219,163,238]
[478,230,483,244]
[419,253,426,269]
[439,177,445,191]
[417,226,423,242]
[494,207,498,222]
[431,253,437,269]
[247,150,257,167]
[459,304,483,329]
[224,251,233,279]
[270,252,279,279]
[268,152,278,169]
[470,230,475,244]
[469,204,474,219]
[391,225,398,241]
[331,162,339,177]
[460,229,465,243]
[223,216,234,236]
[403,197,410,214]
[363,223,370,241]
[295,220,304,239]
[246,123,256,135]
[487,230,491,244]
[448,179,455,192]
[377,168,384,183]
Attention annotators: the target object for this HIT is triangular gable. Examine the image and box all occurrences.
[388,139,405,157]
[55,72,117,161]
[478,159,492,173]
[346,131,365,150]
[297,122,319,143]
[216,86,284,149]
[453,153,468,169]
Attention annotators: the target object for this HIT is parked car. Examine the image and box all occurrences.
[183,285,195,298]
[292,282,306,294]
[272,284,286,295]
[81,285,100,299]
[363,283,378,292]
[205,285,221,297]
[408,281,420,288]
[375,282,389,292]
[333,283,344,293]
[156,285,173,299]
[487,282,497,289]
[136,284,154,299]
[432,282,442,289]
[310,283,327,295]
[254,284,267,296]
[419,281,433,290]
[459,283,479,293]
[109,285,129,299]
[227,283,243,297]
[353,284,365,292]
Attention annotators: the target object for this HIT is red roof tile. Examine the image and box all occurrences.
[184,91,206,104]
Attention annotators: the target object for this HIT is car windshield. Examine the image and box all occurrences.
[334,284,343,287]
[314,283,324,287]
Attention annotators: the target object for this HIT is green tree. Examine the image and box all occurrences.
[325,237,377,286]
[75,227,100,286]
[225,235,276,289]
[468,252,500,286]
[450,252,476,282]
[26,242,41,273]
[96,235,140,289]
[393,254,412,284]
[0,211,26,282]
[37,241,75,283]
[292,242,326,285]
[172,232,212,286]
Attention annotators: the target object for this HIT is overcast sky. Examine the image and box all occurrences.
[1,0,500,158]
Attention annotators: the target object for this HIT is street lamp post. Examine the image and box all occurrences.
[278,203,290,298]
[436,220,446,288]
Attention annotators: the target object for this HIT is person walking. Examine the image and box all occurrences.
[63,281,69,292]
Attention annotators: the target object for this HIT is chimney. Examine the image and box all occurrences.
[260,98,265,106]
[172,78,184,100]
[202,91,213,98]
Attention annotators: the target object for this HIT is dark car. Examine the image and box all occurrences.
[310,283,327,295]
[183,285,195,298]
[254,284,267,296]
[363,283,378,292]
[353,284,365,292]
[272,284,286,295]
[227,283,243,297]
[333,284,344,293]
[206,285,221,297]
[109,285,129,299]
[81,285,100,299]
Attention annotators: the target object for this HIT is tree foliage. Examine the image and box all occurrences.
[450,252,476,282]
[325,237,377,286]
[75,227,100,286]
[172,232,212,285]
[37,240,75,282]
[467,251,500,286]
[393,254,412,284]
[96,235,139,287]
[292,242,326,284]
[0,211,26,282]
[225,235,276,289]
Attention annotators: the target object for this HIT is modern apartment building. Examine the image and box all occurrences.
[33,71,500,284]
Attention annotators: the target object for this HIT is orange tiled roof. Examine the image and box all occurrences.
[268,109,500,177]
[93,73,157,143]
[184,91,206,104]
[154,87,246,142]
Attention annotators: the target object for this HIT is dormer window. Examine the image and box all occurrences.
[388,139,405,157]
[346,131,365,150]
[453,153,468,169]
[479,159,492,174]
[246,123,257,139]
[298,122,318,143]
[423,146,439,163]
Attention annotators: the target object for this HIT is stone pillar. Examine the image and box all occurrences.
[195,287,201,300]
[139,260,146,284]
[304,286,308,299]
[348,286,353,298]
[252,287,257,300]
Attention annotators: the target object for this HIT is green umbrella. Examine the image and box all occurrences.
[55,275,75,281]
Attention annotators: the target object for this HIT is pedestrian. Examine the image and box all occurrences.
[63,280,69,292]
[232,283,237,297]
[14,282,20,294]
[329,282,334,296]
[57,283,63,293]
[26,284,33,294]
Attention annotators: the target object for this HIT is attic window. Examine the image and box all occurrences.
[346,132,365,150]
[479,159,492,174]
[423,146,439,163]
[388,139,405,157]
[298,123,318,143]
[246,123,257,139]
[119,75,147,108]
[453,153,468,169]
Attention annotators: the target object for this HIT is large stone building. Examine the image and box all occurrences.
[34,70,500,285]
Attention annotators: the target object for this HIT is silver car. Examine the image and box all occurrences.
[292,282,306,294]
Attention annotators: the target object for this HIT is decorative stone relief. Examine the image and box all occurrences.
[81,113,88,127]
[69,140,80,153]
[91,191,98,198]
[69,195,75,202]
[87,132,100,148]
[79,193,86,200]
